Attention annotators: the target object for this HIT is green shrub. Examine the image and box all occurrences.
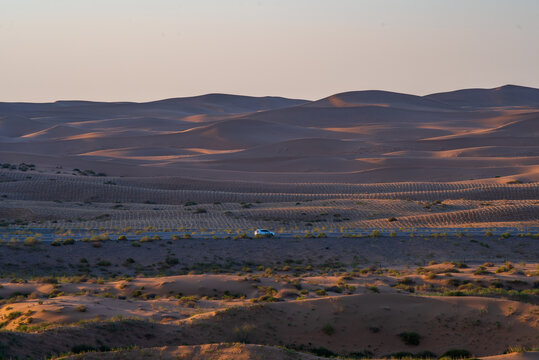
[62,238,75,245]
[23,237,39,246]
[399,331,420,346]
[321,323,335,335]
[440,349,471,359]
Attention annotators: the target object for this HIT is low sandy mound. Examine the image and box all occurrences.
[425,85,539,107]
[483,352,539,360]
[182,294,538,357]
[59,343,325,360]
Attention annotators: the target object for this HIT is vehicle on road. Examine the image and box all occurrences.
[254,229,275,238]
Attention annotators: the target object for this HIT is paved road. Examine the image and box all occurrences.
[1,227,538,242]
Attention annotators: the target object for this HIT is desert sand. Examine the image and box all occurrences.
[0,85,538,359]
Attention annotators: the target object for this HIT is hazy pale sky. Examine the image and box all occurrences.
[1,0,538,102]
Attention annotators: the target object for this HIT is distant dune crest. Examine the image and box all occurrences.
[0,84,537,182]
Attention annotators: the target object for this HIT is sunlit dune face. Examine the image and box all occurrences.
[182,114,212,123]
[63,132,109,140]
[21,129,50,138]
[328,96,355,108]
[355,158,386,164]
[184,148,243,155]
[327,96,391,108]
[322,125,389,135]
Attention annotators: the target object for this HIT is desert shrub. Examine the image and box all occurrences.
[171,235,180,240]
[321,323,335,335]
[23,237,39,246]
[233,323,256,343]
[233,233,249,240]
[387,217,397,222]
[117,235,127,241]
[165,256,179,266]
[371,230,381,237]
[194,208,207,214]
[62,238,75,245]
[367,285,380,293]
[316,232,327,238]
[389,231,397,237]
[415,350,438,358]
[440,349,471,359]
[140,236,152,242]
[474,266,491,275]
[308,348,338,357]
[75,305,87,312]
[39,276,58,284]
[51,240,61,246]
[183,233,192,239]
[184,201,197,207]
[389,352,414,358]
[96,260,111,267]
[325,286,343,293]
[71,344,110,354]
[397,277,415,285]
[6,311,22,320]
[399,332,420,346]
[496,262,514,273]
[314,289,327,296]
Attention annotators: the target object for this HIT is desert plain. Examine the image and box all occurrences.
[0,85,538,359]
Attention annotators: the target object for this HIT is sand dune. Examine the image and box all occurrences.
[306,90,456,110]
[426,84,539,108]
[1,85,538,182]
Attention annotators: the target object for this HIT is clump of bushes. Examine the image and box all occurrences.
[62,238,75,245]
[321,323,335,335]
[399,331,420,346]
[495,262,514,273]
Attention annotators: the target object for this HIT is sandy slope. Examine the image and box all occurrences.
[58,344,328,360]
[58,347,539,360]
[2,291,538,358]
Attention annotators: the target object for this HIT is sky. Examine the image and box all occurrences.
[1,0,538,102]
